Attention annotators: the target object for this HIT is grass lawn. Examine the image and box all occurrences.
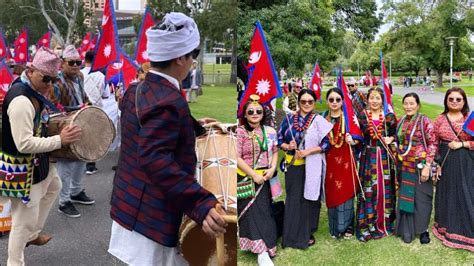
[188,84,236,123]
[434,86,474,95]
[202,64,231,74]
[239,95,474,264]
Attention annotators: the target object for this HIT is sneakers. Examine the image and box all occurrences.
[257,251,274,266]
[58,201,81,218]
[70,190,95,205]
[86,167,98,175]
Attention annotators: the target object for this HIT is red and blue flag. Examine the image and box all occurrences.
[238,21,281,116]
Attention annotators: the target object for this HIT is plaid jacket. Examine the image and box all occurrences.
[110,72,217,247]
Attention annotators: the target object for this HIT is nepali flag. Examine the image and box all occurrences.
[0,30,8,60]
[90,0,120,72]
[36,31,51,49]
[13,29,28,64]
[106,49,139,92]
[0,60,13,91]
[380,50,394,115]
[238,21,281,116]
[309,61,322,102]
[337,68,363,141]
[463,112,474,137]
[135,7,155,65]
[78,32,93,59]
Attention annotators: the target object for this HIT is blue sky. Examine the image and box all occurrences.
[118,0,141,10]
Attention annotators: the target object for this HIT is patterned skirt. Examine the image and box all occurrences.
[237,173,277,256]
[356,146,396,241]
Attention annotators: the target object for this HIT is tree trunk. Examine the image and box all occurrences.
[426,67,431,77]
[436,70,443,87]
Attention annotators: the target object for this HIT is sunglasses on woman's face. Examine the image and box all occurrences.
[448,97,463,103]
[300,99,314,105]
[347,84,355,88]
[247,109,263,115]
[66,60,82,67]
[328,97,342,104]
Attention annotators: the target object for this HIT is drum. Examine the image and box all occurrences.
[179,121,237,266]
[47,106,116,162]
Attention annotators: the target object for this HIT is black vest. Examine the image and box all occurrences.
[2,80,50,184]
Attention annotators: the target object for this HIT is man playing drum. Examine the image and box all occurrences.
[1,47,81,265]
[108,12,227,265]
[50,45,94,218]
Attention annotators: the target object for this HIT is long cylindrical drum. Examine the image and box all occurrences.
[47,106,116,162]
[195,123,237,214]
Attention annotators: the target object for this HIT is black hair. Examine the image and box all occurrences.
[402,92,420,105]
[84,51,95,63]
[443,87,470,116]
[150,50,193,69]
[367,87,385,104]
[326,87,343,100]
[240,100,265,131]
[298,89,316,102]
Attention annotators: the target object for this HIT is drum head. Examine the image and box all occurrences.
[180,219,237,266]
[70,107,115,162]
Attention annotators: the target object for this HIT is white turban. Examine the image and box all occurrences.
[146,12,200,62]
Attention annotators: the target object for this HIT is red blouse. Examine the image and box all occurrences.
[433,114,474,152]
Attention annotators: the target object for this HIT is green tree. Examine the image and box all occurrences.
[383,0,474,87]
[0,0,90,47]
[238,0,382,77]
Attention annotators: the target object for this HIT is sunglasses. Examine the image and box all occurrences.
[300,99,314,105]
[36,71,58,84]
[247,109,263,115]
[348,84,355,88]
[328,97,342,104]
[66,60,82,67]
[448,97,463,103]
[190,49,200,59]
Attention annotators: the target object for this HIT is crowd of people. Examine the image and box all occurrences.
[1,12,224,266]
[237,79,473,265]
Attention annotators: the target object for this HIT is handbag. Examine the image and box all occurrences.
[0,151,34,203]
[237,177,255,200]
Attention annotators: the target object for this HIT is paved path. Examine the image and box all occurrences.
[0,151,125,266]
[359,85,474,107]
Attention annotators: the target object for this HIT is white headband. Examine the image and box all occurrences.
[146,12,200,62]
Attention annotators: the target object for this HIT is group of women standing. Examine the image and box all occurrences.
[237,86,473,265]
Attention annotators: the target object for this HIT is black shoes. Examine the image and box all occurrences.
[58,201,81,218]
[420,231,430,244]
[70,190,95,205]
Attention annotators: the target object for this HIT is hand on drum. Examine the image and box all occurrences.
[202,205,227,238]
[60,125,82,145]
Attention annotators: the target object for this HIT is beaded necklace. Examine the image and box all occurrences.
[326,112,345,148]
[367,111,384,139]
[293,112,315,132]
[396,114,420,158]
[248,126,268,152]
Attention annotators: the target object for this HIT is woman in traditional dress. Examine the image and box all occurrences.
[237,94,279,265]
[278,89,332,249]
[356,87,397,242]
[395,93,437,244]
[322,88,359,239]
[432,87,474,252]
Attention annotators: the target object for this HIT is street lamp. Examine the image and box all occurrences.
[446,37,458,89]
